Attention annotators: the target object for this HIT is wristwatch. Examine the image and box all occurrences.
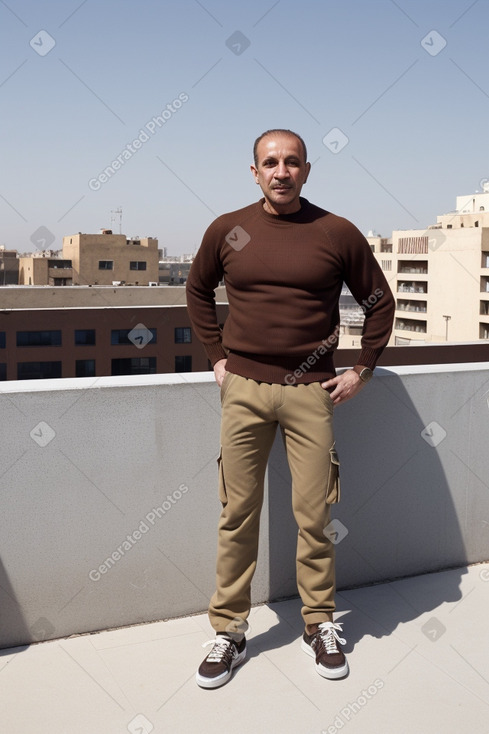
[356,367,373,383]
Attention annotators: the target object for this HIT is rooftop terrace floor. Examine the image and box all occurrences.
[1,563,488,734]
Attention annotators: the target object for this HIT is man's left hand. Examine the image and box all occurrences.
[321,369,365,405]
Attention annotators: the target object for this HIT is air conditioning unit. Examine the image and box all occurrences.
[148,281,159,286]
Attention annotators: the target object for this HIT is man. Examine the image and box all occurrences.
[186,129,395,689]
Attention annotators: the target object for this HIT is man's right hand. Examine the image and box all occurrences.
[214,358,228,387]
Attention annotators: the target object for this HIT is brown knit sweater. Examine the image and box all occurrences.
[186,198,395,384]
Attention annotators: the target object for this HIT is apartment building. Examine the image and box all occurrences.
[0,247,19,285]
[370,191,489,344]
[0,286,228,381]
[19,253,73,286]
[63,231,159,286]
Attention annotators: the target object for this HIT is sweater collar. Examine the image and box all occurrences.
[258,197,310,222]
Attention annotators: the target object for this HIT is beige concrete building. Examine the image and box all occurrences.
[0,247,19,285]
[62,231,159,286]
[18,253,73,286]
[369,191,489,344]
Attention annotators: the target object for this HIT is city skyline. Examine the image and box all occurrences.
[1,0,488,255]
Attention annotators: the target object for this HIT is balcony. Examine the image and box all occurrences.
[397,260,428,275]
[397,281,428,294]
[1,356,489,732]
[395,317,427,333]
[397,299,427,313]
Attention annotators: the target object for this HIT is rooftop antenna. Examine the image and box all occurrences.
[110,207,123,234]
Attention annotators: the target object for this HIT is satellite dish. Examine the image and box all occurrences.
[483,181,489,193]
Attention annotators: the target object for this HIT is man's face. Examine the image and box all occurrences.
[251,133,311,215]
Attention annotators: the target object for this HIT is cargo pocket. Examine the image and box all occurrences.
[217,449,228,507]
[326,443,341,504]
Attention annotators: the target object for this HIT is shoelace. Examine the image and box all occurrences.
[201,636,237,663]
[316,622,346,654]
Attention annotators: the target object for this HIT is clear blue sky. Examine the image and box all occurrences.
[1,0,488,255]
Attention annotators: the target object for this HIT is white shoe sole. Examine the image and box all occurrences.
[196,648,247,689]
[301,639,349,679]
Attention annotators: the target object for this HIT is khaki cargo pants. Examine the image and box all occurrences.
[209,372,340,635]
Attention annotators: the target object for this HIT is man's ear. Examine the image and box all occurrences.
[304,161,311,183]
[250,164,259,184]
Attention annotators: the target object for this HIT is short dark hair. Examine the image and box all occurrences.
[253,129,308,166]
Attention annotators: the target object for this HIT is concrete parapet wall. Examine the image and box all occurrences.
[0,364,488,647]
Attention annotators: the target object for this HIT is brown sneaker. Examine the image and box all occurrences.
[196,634,247,689]
[301,622,349,679]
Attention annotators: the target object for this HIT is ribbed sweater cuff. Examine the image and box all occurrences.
[357,346,385,371]
[204,341,228,366]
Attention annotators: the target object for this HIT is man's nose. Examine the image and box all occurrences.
[274,162,289,177]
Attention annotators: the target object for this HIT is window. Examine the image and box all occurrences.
[175,355,192,372]
[49,260,71,269]
[111,328,156,345]
[381,260,392,271]
[17,361,62,379]
[76,359,95,377]
[174,327,192,343]
[397,260,428,275]
[111,357,156,375]
[0,332,5,348]
[397,281,428,294]
[130,261,147,270]
[397,299,427,313]
[17,330,62,347]
[99,261,113,270]
[75,329,96,346]
[53,278,71,286]
[395,318,427,333]
[0,363,6,381]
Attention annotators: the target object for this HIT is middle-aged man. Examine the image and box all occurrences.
[186,129,395,689]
